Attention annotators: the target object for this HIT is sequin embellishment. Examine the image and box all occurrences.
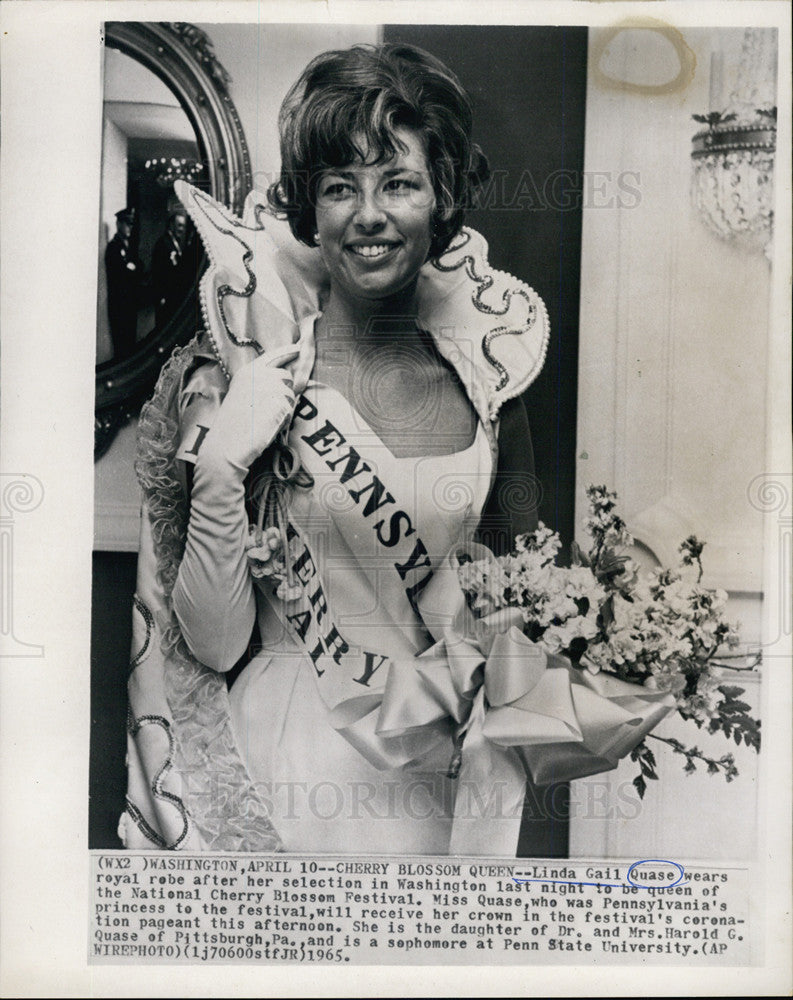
[432,229,542,394]
[125,714,190,850]
[129,594,154,674]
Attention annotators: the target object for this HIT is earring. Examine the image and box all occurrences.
[313,232,321,246]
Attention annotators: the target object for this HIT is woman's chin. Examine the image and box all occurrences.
[334,263,424,304]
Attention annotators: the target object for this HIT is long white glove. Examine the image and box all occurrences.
[172,348,298,671]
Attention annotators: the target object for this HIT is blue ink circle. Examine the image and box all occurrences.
[626,859,685,888]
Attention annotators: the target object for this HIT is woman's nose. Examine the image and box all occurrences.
[353,189,387,229]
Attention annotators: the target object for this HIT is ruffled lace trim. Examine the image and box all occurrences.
[134,334,282,852]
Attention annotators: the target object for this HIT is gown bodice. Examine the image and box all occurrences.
[228,379,495,854]
[283,380,492,657]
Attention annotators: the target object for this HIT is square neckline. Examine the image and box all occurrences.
[304,378,484,461]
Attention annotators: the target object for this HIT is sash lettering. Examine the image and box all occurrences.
[295,396,432,614]
[256,391,453,725]
[354,652,388,688]
[183,423,209,456]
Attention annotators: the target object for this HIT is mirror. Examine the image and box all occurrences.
[97,48,201,368]
[95,22,252,458]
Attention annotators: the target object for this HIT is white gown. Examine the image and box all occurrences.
[229,380,492,854]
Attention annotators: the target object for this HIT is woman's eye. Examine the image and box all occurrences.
[320,182,354,200]
[383,177,415,193]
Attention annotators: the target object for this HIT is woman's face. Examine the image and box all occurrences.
[314,127,436,305]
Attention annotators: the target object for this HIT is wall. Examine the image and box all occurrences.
[576,27,768,599]
[90,551,138,848]
[569,26,769,859]
[202,23,381,194]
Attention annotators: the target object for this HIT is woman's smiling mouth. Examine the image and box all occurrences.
[347,242,400,259]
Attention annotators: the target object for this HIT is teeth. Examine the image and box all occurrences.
[350,244,393,258]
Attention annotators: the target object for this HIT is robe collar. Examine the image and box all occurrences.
[175,181,549,426]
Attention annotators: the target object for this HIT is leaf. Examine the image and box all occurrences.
[633,774,647,799]
[734,730,742,746]
[644,746,657,769]
[568,636,588,663]
[718,685,745,700]
[725,701,751,714]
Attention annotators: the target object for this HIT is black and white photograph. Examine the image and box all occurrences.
[1,1,791,995]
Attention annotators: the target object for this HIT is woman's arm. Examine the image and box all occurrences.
[172,449,258,672]
[171,352,297,671]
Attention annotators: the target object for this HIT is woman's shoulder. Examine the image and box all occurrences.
[136,333,228,483]
[179,346,228,413]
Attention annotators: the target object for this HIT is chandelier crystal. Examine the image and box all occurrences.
[691,29,777,257]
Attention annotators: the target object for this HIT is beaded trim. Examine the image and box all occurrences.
[123,798,167,850]
[127,713,190,850]
[129,594,154,674]
[483,320,534,394]
[431,229,550,411]
[181,185,265,380]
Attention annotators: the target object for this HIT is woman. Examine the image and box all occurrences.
[123,44,549,855]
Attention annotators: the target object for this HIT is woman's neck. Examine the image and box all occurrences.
[316,281,423,350]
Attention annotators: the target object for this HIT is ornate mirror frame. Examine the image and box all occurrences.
[95,22,252,459]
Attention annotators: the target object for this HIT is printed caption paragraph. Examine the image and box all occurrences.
[90,855,754,965]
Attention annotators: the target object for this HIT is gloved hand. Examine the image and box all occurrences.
[173,346,299,671]
[197,346,299,475]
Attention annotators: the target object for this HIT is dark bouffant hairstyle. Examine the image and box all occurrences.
[267,43,490,260]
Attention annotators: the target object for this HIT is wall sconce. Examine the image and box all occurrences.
[691,28,777,257]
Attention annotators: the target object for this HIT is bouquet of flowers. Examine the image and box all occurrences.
[457,485,761,797]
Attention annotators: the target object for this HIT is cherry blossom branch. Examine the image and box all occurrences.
[647,734,739,779]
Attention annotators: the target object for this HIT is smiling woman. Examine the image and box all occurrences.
[312,132,436,306]
[122,41,555,857]
[307,129,480,457]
